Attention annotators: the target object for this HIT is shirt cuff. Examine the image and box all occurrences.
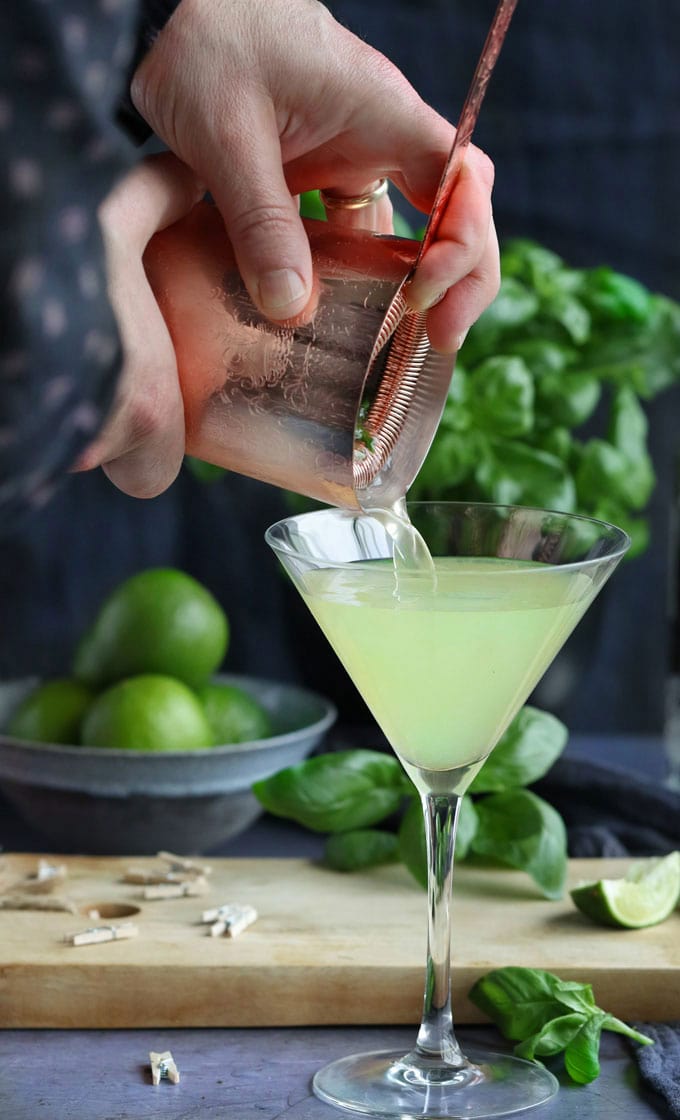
[117,0,184,144]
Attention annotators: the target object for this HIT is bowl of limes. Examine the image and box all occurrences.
[0,569,336,854]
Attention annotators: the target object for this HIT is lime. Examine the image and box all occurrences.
[6,678,93,744]
[80,674,214,751]
[73,568,229,689]
[570,852,680,929]
[197,682,273,744]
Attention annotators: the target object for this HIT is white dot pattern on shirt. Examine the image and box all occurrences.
[42,374,75,409]
[11,258,46,298]
[42,298,68,338]
[58,206,89,244]
[84,329,117,366]
[78,264,101,299]
[67,402,102,435]
[62,17,88,53]
[46,101,82,131]
[100,0,130,13]
[29,480,58,510]
[9,159,43,198]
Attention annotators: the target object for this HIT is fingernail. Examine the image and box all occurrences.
[456,328,469,351]
[423,289,447,311]
[258,268,308,317]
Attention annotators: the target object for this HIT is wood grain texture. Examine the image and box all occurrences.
[0,853,677,1028]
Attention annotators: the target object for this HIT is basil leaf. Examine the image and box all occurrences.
[584,267,652,323]
[469,707,568,794]
[253,749,409,833]
[469,967,568,1040]
[505,338,574,378]
[471,790,567,899]
[575,439,627,508]
[456,796,479,860]
[500,240,564,287]
[392,211,415,239]
[553,979,597,1015]
[398,795,477,888]
[324,829,399,872]
[539,291,591,344]
[299,190,327,221]
[515,1013,587,1059]
[590,500,649,559]
[474,277,540,332]
[607,387,656,509]
[468,356,534,438]
[476,441,577,513]
[398,797,427,889]
[535,371,601,428]
[534,425,572,462]
[416,429,477,492]
[184,457,226,483]
[462,278,539,364]
[564,1012,607,1084]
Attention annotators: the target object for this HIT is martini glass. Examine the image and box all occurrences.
[266,501,629,1119]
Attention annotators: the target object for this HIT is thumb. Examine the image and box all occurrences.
[209,101,313,322]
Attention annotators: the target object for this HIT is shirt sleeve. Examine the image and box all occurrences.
[0,2,143,531]
[117,0,185,143]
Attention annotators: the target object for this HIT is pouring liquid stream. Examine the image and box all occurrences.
[362,498,438,595]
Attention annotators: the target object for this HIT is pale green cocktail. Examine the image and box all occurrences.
[303,557,595,776]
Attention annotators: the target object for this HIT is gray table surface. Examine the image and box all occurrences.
[0,734,674,1120]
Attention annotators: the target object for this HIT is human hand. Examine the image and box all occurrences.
[72,153,204,498]
[131,0,499,352]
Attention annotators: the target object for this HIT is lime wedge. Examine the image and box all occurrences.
[570,852,680,929]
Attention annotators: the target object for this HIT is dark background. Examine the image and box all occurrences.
[1,0,678,734]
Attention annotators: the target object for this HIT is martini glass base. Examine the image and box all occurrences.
[312,1046,559,1119]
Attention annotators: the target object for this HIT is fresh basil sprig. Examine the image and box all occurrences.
[253,705,569,898]
[252,748,410,833]
[469,967,654,1083]
[403,234,680,559]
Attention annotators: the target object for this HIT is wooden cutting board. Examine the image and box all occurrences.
[1,853,677,1028]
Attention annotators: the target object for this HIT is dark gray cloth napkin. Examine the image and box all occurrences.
[535,757,680,1117]
[533,756,680,858]
[631,1023,680,1119]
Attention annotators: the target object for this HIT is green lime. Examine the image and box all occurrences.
[570,851,680,929]
[73,568,229,689]
[80,674,214,751]
[7,678,94,744]
[197,682,273,744]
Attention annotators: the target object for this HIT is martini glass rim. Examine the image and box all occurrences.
[265,499,631,574]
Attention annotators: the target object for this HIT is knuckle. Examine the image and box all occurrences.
[228,201,299,247]
[123,396,164,448]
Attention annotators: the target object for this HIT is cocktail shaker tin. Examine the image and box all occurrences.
[144,202,455,509]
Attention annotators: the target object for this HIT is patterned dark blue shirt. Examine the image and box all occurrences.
[0,0,178,529]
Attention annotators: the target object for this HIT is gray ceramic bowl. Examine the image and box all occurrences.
[0,675,336,854]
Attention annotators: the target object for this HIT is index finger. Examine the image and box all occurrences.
[405,154,495,314]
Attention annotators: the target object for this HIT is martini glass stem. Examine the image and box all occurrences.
[410,791,467,1072]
